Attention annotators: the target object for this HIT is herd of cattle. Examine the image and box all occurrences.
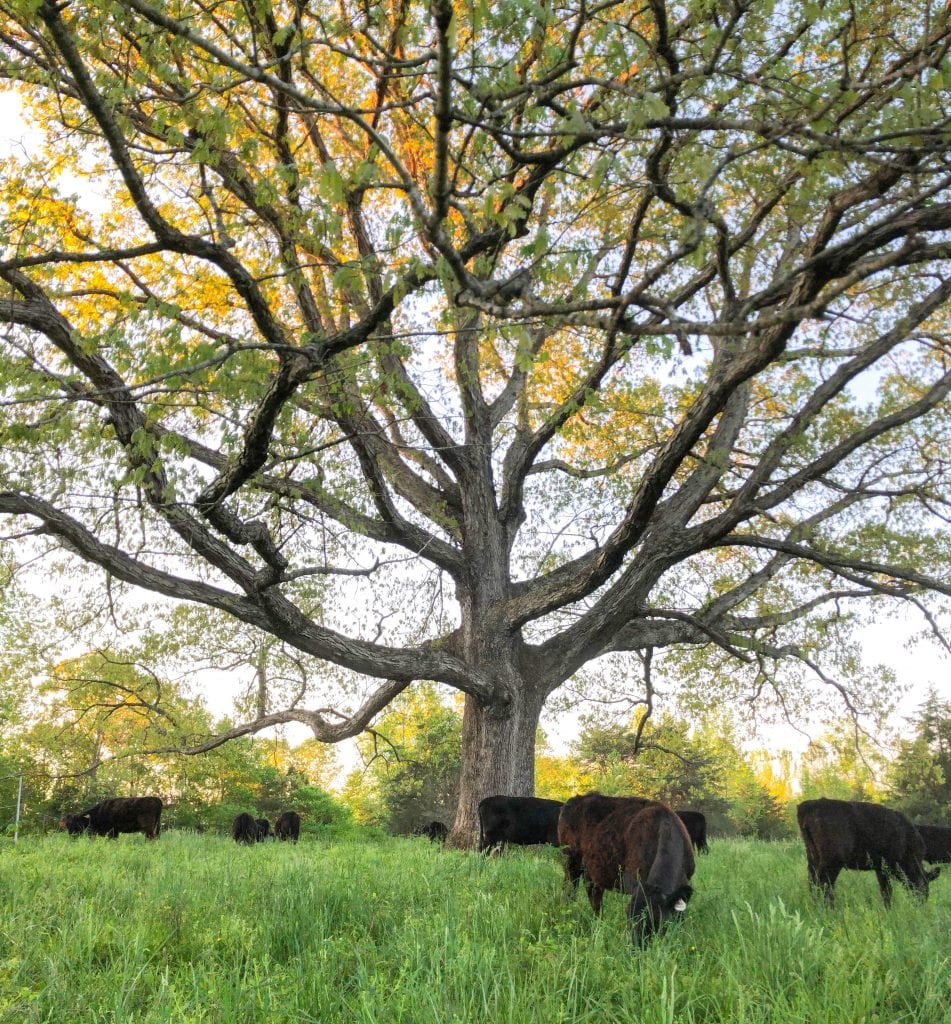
[60,798,301,844]
[467,793,949,941]
[60,792,949,944]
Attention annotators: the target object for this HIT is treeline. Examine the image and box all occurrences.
[0,652,353,837]
[1,656,947,840]
[342,686,950,839]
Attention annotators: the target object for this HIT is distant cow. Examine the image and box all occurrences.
[577,802,695,943]
[916,823,951,864]
[797,798,931,907]
[61,796,162,840]
[255,818,271,841]
[676,810,709,854]
[558,793,658,888]
[477,796,563,854]
[274,810,301,842]
[413,820,448,842]
[232,812,259,844]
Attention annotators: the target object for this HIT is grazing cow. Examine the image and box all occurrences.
[558,793,657,888]
[61,796,162,840]
[578,802,695,943]
[675,810,709,854]
[796,798,931,907]
[274,810,301,842]
[916,823,951,865]
[232,812,259,844]
[413,820,449,842]
[477,796,563,854]
[255,818,271,841]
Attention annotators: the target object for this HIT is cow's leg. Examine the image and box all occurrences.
[871,861,893,907]
[585,880,604,915]
[897,860,930,900]
[817,865,839,907]
[563,849,583,891]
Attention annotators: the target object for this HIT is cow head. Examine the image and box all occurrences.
[62,813,91,835]
[626,882,693,944]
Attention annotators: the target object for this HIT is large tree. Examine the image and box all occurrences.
[0,0,948,844]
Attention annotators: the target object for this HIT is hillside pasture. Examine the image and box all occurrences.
[0,833,947,1023]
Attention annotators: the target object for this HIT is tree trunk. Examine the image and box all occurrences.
[449,681,546,848]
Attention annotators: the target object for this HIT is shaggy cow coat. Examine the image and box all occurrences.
[578,802,695,943]
[557,793,658,889]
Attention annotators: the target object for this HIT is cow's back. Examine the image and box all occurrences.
[558,793,656,851]
[87,796,162,838]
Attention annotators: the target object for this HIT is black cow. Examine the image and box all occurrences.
[255,817,271,841]
[577,802,695,943]
[797,798,931,907]
[232,812,259,844]
[675,810,709,854]
[61,796,162,840]
[558,793,658,888]
[477,795,563,854]
[413,820,449,842]
[916,823,951,864]
[274,810,301,842]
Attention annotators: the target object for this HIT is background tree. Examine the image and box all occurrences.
[0,0,948,844]
[887,692,951,822]
[343,684,461,833]
[571,709,788,836]
[798,719,886,803]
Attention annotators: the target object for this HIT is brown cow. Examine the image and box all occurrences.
[797,798,930,907]
[558,793,657,889]
[61,796,162,840]
[578,802,695,943]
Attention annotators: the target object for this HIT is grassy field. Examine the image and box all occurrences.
[0,832,948,1024]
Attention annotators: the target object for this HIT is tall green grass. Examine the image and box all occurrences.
[0,833,947,1023]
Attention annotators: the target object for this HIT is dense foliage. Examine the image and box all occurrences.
[888,693,951,823]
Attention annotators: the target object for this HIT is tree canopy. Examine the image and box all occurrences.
[0,0,948,842]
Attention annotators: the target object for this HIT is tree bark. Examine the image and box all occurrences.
[449,678,546,847]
